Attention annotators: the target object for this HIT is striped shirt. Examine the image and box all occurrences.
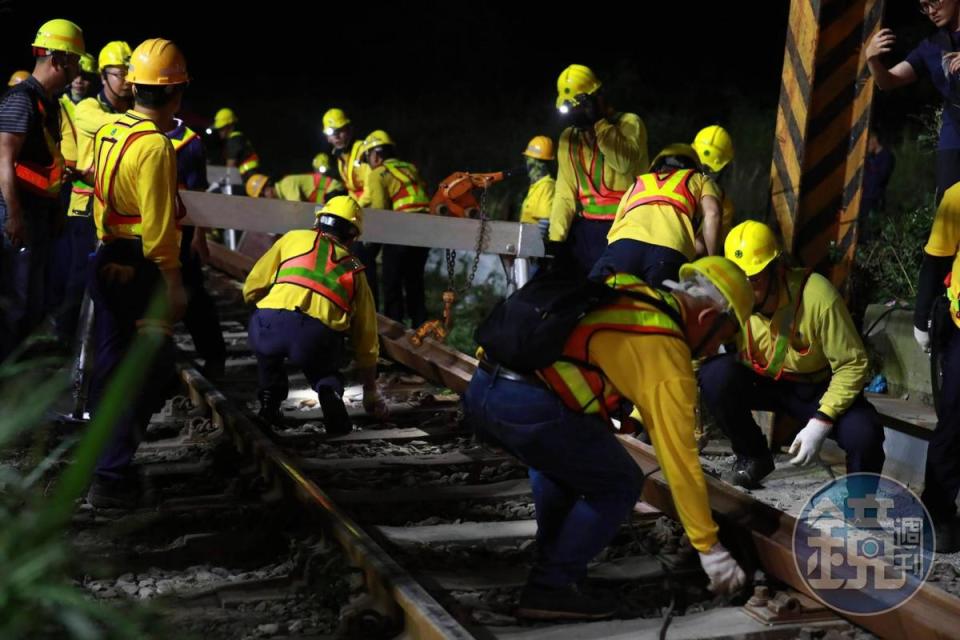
[0,76,60,208]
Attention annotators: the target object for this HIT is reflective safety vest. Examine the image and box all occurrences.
[570,126,625,220]
[228,130,260,175]
[538,274,685,420]
[10,86,64,198]
[169,125,199,154]
[947,265,960,330]
[309,173,337,204]
[93,112,166,240]
[745,269,813,380]
[274,231,365,312]
[622,169,698,221]
[383,158,430,212]
[338,140,366,199]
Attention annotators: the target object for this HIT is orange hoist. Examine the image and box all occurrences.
[411,169,517,346]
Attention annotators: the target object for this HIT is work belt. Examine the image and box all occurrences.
[478,357,544,387]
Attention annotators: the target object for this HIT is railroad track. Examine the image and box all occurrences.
[72,243,960,639]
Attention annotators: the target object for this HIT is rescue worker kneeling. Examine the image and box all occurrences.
[241,196,387,435]
[464,257,751,620]
[699,221,885,489]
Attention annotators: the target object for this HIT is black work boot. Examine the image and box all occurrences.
[257,389,284,424]
[87,475,140,510]
[727,454,775,489]
[935,518,960,553]
[317,387,352,437]
[516,582,617,621]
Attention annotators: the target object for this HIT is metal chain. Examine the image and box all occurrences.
[445,188,489,295]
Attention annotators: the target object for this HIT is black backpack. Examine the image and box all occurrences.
[475,270,682,373]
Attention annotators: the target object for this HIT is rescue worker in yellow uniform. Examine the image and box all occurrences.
[912,182,960,551]
[54,41,133,343]
[324,107,379,309]
[49,51,96,342]
[692,124,736,246]
[0,19,84,360]
[244,169,345,204]
[358,130,431,327]
[464,257,751,619]
[85,38,189,508]
[210,107,260,182]
[549,64,648,276]
[242,196,387,435]
[519,135,555,237]
[698,221,885,489]
[590,144,723,286]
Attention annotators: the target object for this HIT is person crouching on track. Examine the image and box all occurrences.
[241,196,388,435]
[464,257,752,620]
[698,221,885,489]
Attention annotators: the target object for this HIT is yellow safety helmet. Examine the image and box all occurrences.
[316,195,363,235]
[679,256,754,330]
[7,70,30,87]
[312,152,331,173]
[725,220,781,277]
[523,135,555,161]
[245,174,270,198]
[126,38,188,85]
[32,19,85,57]
[323,108,351,135]
[98,41,131,70]
[556,64,601,112]
[650,143,701,172]
[360,129,395,156]
[79,53,97,75]
[212,108,238,130]
[692,125,734,173]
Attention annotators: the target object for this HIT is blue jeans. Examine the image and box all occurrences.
[697,353,885,475]
[590,238,687,287]
[248,308,346,398]
[51,215,97,343]
[463,368,643,588]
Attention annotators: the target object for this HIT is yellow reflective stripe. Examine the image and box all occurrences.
[238,157,259,174]
[552,361,603,413]
[105,222,142,237]
[586,308,680,330]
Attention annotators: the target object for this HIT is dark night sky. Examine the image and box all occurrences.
[0,1,939,184]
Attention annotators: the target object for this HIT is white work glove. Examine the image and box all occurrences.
[362,386,389,420]
[698,543,746,595]
[914,326,931,353]
[788,418,832,467]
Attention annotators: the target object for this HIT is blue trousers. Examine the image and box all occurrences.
[923,323,960,523]
[0,201,55,360]
[463,368,643,588]
[697,353,885,474]
[248,308,346,398]
[88,240,176,481]
[567,217,613,277]
[51,215,97,343]
[589,238,688,287]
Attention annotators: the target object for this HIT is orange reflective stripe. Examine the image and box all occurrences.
[309,173,335,203]
[238,152,259,175]
[569,132,624,220]
[622,169,697,220]
[13,96,64,198]
[539,275,684,420]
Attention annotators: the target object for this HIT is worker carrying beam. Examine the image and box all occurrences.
[692,124,736,245]
[209,107,260,182]
[519,135,556,236]
[244,167,346,204]
[913,181,960,552]
[357,129,431,327]
[465,257,752,620]
[0,18,85,360]
[324,107,379,310]
[85,38,190,509]
[590,143,724,286]
[242,195,388,434]
[698,221,885,489]
[549,64,648,276]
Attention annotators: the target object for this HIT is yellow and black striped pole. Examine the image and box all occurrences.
[771,0,883,289]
